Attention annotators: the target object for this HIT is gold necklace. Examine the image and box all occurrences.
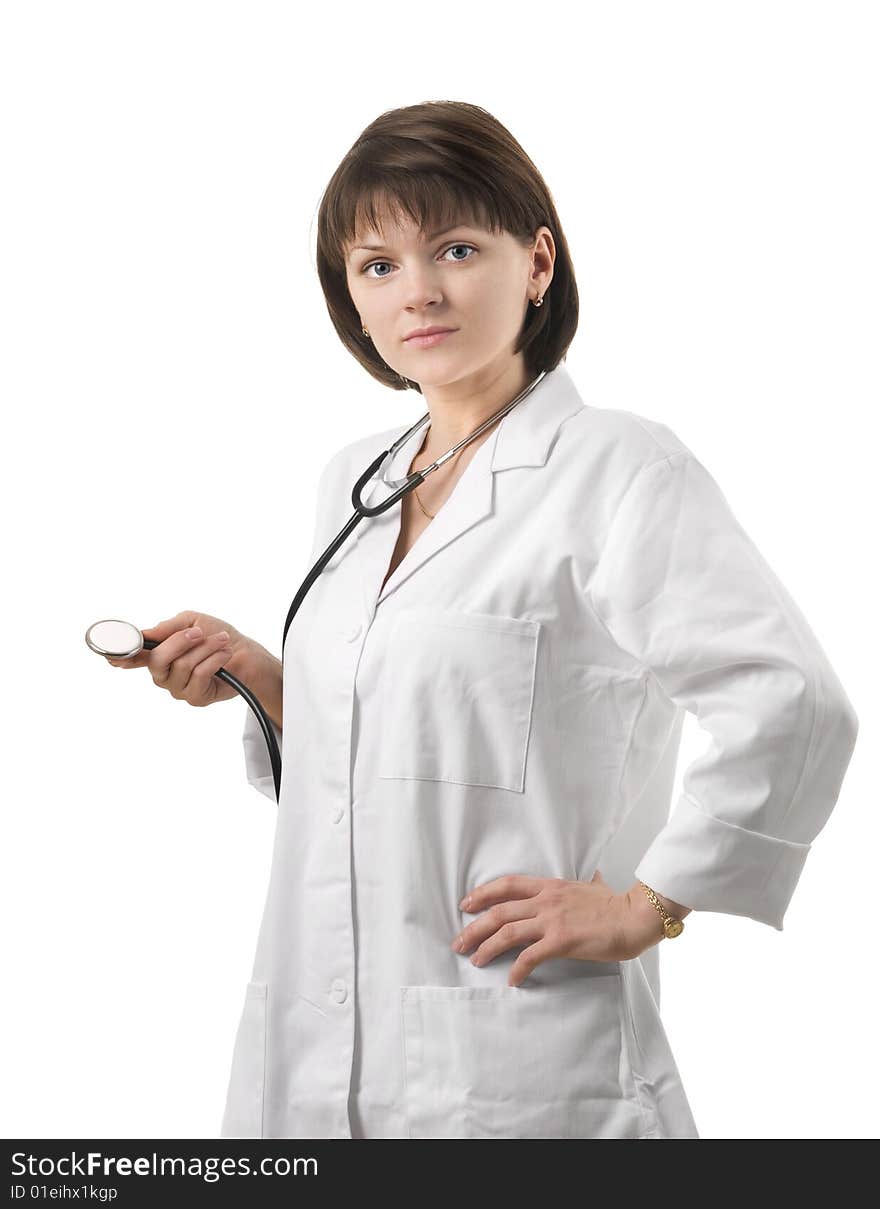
[411,434,460,520]
[413,487,435,519]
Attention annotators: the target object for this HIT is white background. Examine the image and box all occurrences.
[1,0,876,1140]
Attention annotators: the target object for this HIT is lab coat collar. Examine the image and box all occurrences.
[355,362,586,608]
[379,361,585,480]
[491,362,585,471]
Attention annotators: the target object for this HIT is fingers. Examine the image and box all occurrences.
[150,629,230,696]
[183,642,236,705]
[148,627,212,686]
[459,874,552,913]
[467,918,545,971]
[141,611,199,643]
[508,937,559,988]
[452,897,539,955]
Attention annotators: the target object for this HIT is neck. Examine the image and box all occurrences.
[417,358,533,456]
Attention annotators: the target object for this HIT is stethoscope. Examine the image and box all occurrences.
[85,369,548,803]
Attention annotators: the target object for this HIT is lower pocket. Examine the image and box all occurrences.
[220,980,267,1138]
[400,974,647,1139]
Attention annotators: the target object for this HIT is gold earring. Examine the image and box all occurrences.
[362,323,370,337]
[533,294,544,307]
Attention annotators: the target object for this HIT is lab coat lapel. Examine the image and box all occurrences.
[371,432,497,605]
[354,364,586,610]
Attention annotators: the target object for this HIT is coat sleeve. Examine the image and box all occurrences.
[588,450,859,930]
[241,450,340,801]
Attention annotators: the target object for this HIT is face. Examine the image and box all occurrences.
[344,209,554,392]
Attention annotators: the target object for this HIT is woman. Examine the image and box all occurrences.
[106,101,859,1139]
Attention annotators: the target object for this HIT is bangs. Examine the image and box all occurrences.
[328,173,511,268]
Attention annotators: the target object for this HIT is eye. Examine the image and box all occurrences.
[442,243,477,263]
[361,243,477,278]
[362,260,393,279]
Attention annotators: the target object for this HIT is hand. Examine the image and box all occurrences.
[103,609,257,709]
[450,871,669,988]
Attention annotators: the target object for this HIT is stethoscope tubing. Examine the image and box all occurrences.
[139,633,285,801]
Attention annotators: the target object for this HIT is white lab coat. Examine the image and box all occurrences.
[220,364,858,1140]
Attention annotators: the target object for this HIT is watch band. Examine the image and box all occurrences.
[638,880,685,939]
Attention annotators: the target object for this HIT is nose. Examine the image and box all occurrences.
[400,263,444,311]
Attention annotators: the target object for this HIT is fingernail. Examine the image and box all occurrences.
[215,631,229,641]
[185,627,202,639]
[459,895,471,911]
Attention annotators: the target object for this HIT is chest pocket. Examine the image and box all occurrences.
[378,607,540,793]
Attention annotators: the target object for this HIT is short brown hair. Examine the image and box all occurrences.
[315,100,579,394]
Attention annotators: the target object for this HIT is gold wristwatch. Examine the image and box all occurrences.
[639,881,685,939]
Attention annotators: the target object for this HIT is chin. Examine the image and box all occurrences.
[403,357,484,390]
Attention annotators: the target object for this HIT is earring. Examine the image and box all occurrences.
[533,294,544,307]
[361,324,370,337]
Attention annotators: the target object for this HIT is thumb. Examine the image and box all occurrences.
[141,611,199,641]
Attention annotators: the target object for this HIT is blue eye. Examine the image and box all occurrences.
[444,243,477,262]
[362,243,477,278]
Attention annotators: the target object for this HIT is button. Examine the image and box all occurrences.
[345,622,363,642]
[331,804,344,824]
[330,979,348,1004]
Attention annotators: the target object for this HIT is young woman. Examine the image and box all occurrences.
[106,100,858,1139]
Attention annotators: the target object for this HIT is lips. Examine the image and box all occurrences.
[404,328,457,348]
[405,326,456,340]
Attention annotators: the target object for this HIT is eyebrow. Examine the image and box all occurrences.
[349,224,471,255]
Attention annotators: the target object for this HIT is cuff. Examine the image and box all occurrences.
[633,792,811,931]
[242,705,282,802]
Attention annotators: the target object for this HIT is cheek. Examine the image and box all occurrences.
[473,282,527,337]
[346,273,374,309]
[470,266,525,316]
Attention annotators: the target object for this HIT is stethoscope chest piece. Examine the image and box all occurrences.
[85,619,145,659]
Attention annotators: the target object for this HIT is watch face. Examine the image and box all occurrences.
[665,918,684,938]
